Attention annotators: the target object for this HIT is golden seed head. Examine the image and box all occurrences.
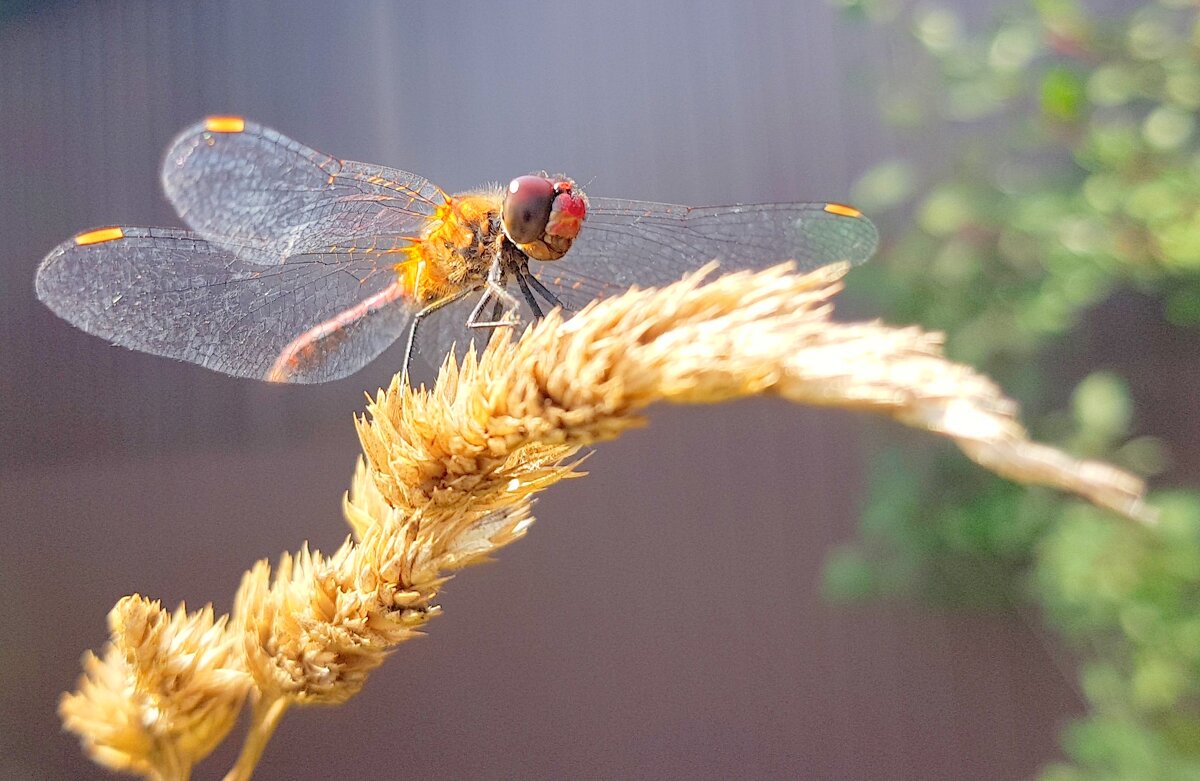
[59,595,249,778]
[233,546,390,705]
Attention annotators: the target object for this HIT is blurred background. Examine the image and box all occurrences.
[1,1,1197,779]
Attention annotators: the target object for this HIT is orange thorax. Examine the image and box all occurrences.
[397,189,503,303]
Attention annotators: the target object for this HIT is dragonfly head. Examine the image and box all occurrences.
[502,174,588,261]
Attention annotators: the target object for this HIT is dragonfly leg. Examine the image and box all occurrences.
[466,295,517,327]
[515,270,544,319]
[524,271,569,312]
[399,288,473,386]
[465,286,495,327]
[466,267,521,329]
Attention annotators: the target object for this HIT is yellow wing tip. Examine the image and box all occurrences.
[75,226,125,246]
[204,115,246,133]
[823,203,863,219]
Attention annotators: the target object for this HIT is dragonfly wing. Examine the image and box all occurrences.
[35,226,414,383]
[161,117,445,264]
[533,198,878,309]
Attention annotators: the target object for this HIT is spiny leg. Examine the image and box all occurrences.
[400,288,473,386]
[525,270,569,312]
[515,270,544,319]
[481,298,507,346]
[467,263,521,329]
[465,286,497,327]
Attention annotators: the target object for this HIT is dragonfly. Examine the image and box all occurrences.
[35,116,878,384]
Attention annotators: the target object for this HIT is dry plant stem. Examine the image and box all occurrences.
[60,261,1157,781]
[222,696,290,781]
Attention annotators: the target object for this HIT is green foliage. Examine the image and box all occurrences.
[827,1,1200,777]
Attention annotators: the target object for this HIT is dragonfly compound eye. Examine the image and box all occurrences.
[502,175,555,245]
[546,180,587,241]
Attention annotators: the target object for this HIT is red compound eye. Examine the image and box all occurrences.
[554,184,587,219]
[547,189,587,239]
[502,175,555,245]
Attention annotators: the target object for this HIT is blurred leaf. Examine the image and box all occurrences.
[880,91,929,127]
[1032,0,1086,30]
[852,159,918,211]
[1125,179,1185,224]
[917,185,976,235]
[1038,763,1088,781]
[1080,122,1142,169]
[1082,172,1124,213]
[1081,661,1128,710]
[947,78,1009,120]
[1131,654,1186,711]
[1154,214,1200,269]
[1164,67,1200,110]
[1087,63,1137,107]
[822,546,879,601]
[989,24,1040,73]
[1155,491,1200,539]
[913,6,962,53]
[1116,436,1170,477]
[1165,285,1200,325]
[1160,715,1200,760]
[1127,15,1177,62]
[1072,372,1133,443]
[1036,507,1133,634]
[1041,66,1086,121]
[1062,717,1161,776]
[1143,106,1196,151]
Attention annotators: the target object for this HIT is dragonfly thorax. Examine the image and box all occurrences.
[400,191,505,303]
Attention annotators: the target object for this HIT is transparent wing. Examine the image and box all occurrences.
[533,199,878,309]
[161,117,446,264]
[35,226,415,383]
